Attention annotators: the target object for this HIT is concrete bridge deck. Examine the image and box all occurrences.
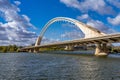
[21,33,120,50]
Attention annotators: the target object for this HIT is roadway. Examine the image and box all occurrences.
[21,33,120,50]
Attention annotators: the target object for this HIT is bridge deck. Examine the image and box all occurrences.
[22,33,120,50]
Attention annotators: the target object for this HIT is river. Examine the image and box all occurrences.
[0,52,120,80]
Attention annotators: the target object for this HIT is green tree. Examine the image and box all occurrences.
[2,46,7,53]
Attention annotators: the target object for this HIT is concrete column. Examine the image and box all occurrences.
[95,44,101,55]
[95,43,108,57]
[102,44,108,53]
[64,45,74,51]
[28,49,32,53]
[28,49,34,53]
[28,50,31,53]
[34,48,39,53]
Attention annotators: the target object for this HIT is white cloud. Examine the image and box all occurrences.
[60,0,80,9]
[22,15,30,22]
[60,0,114,15]
[61,23,80,30]
[60,22,85,40]
[41,37,60,44]
[87,20,116,34]
[76,14,117,34]
[61,30,84,40]
[107,0,120,8]
[0,0,37,46]
[107,14,120,26]
[14,1,21,6]
[77,14,90,20]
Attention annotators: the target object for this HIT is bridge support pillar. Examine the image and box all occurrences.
[65,45,74,51]
[34,48,39,53]
[95,43,108,57]
[28,49,34,53]
[28,49,32,53]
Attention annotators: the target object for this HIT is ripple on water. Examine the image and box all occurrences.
[0,53,120,80]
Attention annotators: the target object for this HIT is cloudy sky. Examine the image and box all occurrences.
[0,0,120,46]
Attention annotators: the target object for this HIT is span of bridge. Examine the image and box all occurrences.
[20,17,120,57]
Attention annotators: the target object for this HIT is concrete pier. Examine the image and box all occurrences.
[28,49,34,53]
[64,45,74,51]
[95,43,108,57]
[34,48,39,53]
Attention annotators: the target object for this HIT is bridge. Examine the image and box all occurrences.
[20,17,120,57]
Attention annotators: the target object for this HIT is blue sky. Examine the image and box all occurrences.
[17,0,81,33]
[0,0,120,46]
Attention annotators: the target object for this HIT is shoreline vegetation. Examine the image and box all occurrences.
[0,45,120,54]
[0,45,22,53]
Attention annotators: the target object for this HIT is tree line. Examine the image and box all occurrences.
[0,45,22,53]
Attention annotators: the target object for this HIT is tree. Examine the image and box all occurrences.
[2,46,7,53]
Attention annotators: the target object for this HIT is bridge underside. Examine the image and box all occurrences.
[20,34,120,57]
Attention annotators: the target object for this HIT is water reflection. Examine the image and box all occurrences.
[0,53,120,80]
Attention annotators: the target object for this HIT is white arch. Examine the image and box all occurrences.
[35,17,106,46]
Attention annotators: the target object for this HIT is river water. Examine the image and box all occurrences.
[0,53,120,80]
